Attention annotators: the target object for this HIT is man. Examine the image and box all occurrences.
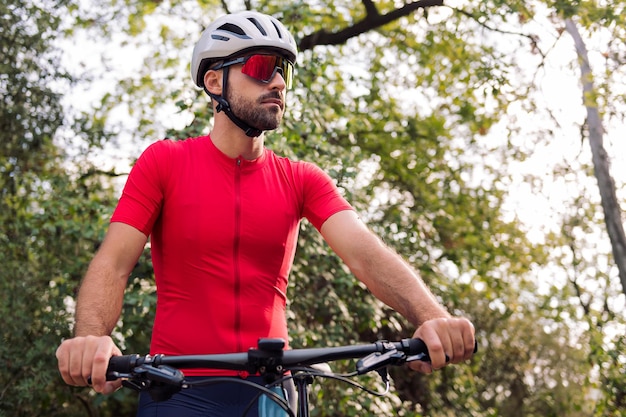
[56,11,475,416]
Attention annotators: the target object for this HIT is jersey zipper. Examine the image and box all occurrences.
[233,158,242,353]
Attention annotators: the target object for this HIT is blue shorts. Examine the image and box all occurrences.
[136,376,296,417]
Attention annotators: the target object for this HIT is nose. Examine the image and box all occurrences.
[268,68,287,90]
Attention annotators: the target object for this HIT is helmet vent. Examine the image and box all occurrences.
[271,21,283,39]
[247,17,268,36]
[218,23,246,36]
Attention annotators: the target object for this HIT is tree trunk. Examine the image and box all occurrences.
[564,18,626,295]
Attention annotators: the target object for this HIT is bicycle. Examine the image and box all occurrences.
[104,337,475,417]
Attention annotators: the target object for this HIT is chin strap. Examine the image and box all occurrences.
[204,67,263,138]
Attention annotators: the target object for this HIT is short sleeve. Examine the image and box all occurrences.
[110,140,173,235]
[299,162,353,230]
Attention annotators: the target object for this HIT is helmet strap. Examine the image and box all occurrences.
[205,67,263,138]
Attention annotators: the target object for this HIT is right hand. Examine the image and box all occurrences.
[408,317,475,374]
[56,335,123,394]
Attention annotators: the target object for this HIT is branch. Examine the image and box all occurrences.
[78,168,125,182]
[222,0,231,14]
[362,0,380,17]
[453,7,547,58]
[299,0,444,51]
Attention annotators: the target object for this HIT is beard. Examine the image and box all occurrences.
[225,88,284,132]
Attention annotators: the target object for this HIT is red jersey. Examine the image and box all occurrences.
[111,136,352,375]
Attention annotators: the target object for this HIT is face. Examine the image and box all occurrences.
[223,58,288,132]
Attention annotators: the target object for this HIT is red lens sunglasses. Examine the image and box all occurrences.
[213,54,294,89]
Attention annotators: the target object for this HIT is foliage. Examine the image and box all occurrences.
[0,0,153,415]
[1,0,625,416]
[0,1,113,415]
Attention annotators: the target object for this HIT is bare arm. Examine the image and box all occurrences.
[74,222,148,336]
[320,210,448,326]
[56,222,148,393]
[320,210,475,371]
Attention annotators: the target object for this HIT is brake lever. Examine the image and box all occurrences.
[405,352,431,363]
[105,371,131,381]
[125,365,187,402]
[356,350,406,374]
[134,365,185,386]
[89,371,133,384]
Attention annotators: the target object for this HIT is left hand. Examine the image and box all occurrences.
[408,317,476,374]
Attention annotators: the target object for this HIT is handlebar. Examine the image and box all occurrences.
[106,337,431,380]
[102,337,477,406]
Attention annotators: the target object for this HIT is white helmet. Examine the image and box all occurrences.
[191,11,298,88]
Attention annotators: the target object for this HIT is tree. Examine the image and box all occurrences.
[1,0,75,414]
[0,1,140,415]
[3,0,624,415]
[564,16,626,296]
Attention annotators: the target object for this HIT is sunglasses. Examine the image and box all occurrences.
[213,54,295,89]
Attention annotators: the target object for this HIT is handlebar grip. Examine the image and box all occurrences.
[107,354,141,374]
[405,338,428,356]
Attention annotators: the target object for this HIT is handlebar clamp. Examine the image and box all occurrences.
[248,338,286,382]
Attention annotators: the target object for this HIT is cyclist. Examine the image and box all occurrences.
[56,10,476,417]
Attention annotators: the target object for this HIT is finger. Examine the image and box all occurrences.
[416,323,448,370]
[448,320,467,364]
[102,380,123,395]
[462,321,477,361]
[445,318,476,363]
[80,336,101,387]
[90,336,118,393]
[63,337,90,386]
[435,326,454,369]
[408,359,433,374]
[56,341,74,385]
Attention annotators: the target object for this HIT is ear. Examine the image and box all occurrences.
[204,69,223,96]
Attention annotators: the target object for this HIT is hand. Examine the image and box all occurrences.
[408,317,475,374]
[55,335,123,394]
